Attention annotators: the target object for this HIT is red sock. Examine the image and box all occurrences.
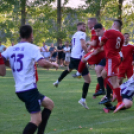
[113,87,122,103]
[78,61,86,73]
[95,83,100,93]
[0,53,4,65]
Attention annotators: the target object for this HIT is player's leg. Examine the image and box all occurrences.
[37,96,54,134]
[53,58,74,87]
[72,52,93,78]
[78,67,91,109]
[17,89,42,134]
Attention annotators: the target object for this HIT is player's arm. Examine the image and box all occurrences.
[100,31,108,46]
[86,40,97,47]
[38,58,58,69]
[0,54,6,76]
[81,39,88,54]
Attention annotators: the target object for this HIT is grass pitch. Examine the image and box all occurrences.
[0,68,134,134]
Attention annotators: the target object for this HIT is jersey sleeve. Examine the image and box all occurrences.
[80,32,86,40]
[101,31,109,44]
[30,45,44,62]
[1,47,10,60]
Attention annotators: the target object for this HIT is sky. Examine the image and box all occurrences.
[51,0,85,8]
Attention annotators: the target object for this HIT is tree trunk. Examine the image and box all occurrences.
[20,0,26,26]
[118,0,123,20]
[57,0,62,45]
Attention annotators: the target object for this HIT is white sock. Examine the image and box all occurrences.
[76,71,81,75]
[81,98,86,102]
[56,80,59,83]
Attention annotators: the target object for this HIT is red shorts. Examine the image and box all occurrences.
[105,57,121,77]
[118,65,133,79]
[84,51,105,65]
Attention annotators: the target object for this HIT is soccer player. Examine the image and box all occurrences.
[73,20,106,96]
[2,25,58,134]
[0,53,6,76]
[99,19,124,113]
[101,75,134,113]
[118,33,134,84]
[53,22,91,109]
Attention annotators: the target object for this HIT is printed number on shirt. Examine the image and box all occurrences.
[115,37,121,49]
[72,38,75,47]
[11,53,24,72]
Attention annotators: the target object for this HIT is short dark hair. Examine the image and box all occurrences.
[124,33,129,36]
[19,25,32,39]
[94,23,103,29]
[88,18,97,24]
[114,19,123,28]
[77,22,85,27]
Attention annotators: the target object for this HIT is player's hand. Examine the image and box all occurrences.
[132,61,134,65]
[92,49,99,55]
[52,63,59,70]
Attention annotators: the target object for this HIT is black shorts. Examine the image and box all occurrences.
[58,53,63,60]
[97,58,106,67]
[16,88,45,113]
[122,94,133,101]
[69,57,89,76]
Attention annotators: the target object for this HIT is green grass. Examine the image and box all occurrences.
[0,68,134,134]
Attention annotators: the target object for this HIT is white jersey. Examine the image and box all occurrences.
[121,75,134,97]
[2,42,43,93]
[64,46,71,57]
[71,31,86,59]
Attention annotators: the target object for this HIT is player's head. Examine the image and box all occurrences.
[112,19,123,31]
[51,43,54,47]
[124,33,130,44]
[19,25,33,42]
[77,22,86,32]
[94,23,104,37]
[65,41,69,46]
[88,18,97,30]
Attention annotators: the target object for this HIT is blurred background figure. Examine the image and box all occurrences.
[0,41,6,53]
[57,43,64,67]
[63,41,71,66]
[11,42,14,46]
[41,42,50,61]
[49,43,57,62]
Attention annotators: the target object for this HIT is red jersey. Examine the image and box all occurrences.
[119,44,134,68]
[91,29,100,49]
[34,64,38,83]
[101,29,124,58]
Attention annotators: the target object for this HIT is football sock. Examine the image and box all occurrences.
[23,122,37,134]
[95,83,100,93]
[114,87,122,103]
[78,61,86,73]
[106,84,112,99]
[82,83,89,98]
[37,108,51,134]
[97,77,105,91]
[81,98,86,102]
[58,70,69,82]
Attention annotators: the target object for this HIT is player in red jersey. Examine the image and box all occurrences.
[0,53,6,76]
[99,19,124,113]
[73,19,106,96]
[118,33,134,84]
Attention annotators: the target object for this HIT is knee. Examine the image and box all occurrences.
[42,98,54,111]
[123,99,133,109]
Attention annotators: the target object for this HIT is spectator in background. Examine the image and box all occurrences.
[49,43,57,62]
[41,42,50,61]
[11,42,14,46]
[63,41,71,66]
[0,41,6,53]
[57,43,64,67]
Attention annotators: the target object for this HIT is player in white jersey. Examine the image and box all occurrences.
[100,75,134,113]
[53,22,91,109]
[2,25,58,134]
